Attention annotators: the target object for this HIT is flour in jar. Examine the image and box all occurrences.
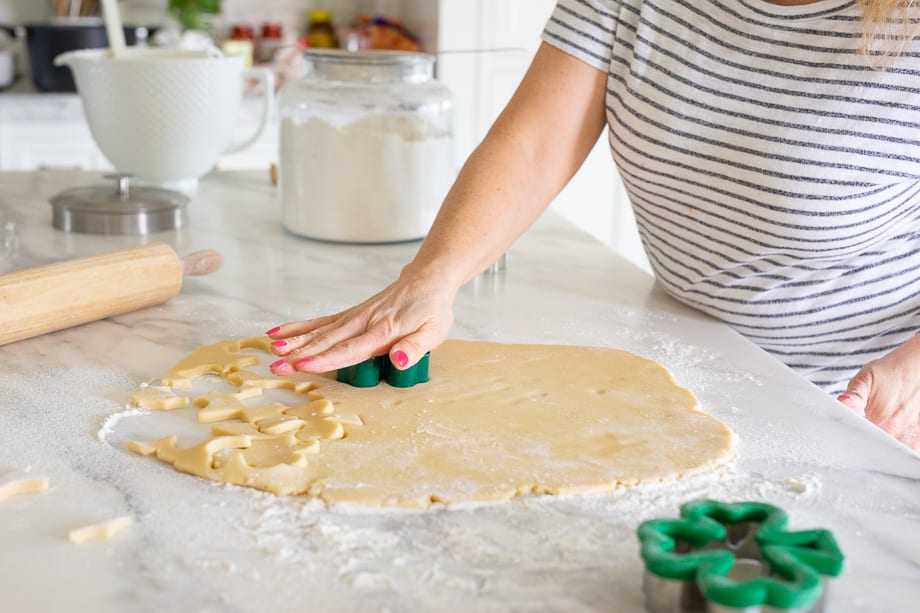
[281,113,454,243]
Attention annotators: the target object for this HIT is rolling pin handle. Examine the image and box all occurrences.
[181,250,223,276]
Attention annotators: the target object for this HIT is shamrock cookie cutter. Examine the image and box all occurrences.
[638,499,844,612]
[337,353,430,388]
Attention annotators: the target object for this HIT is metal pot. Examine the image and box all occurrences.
[25,18,153,92]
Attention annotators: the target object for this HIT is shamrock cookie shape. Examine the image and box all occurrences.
[637,500,844,612]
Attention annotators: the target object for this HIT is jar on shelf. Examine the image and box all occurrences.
[223,23,254,66]
[279,50,454,243]
[258,22,284,62]
[306,10,337,49]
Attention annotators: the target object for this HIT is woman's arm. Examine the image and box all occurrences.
[268,42,609,374]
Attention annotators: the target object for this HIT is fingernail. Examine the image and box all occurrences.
[270,359,291,373]
[295,357,313,368]
[271,340,287,349]
[266,326,281,336]
[837,394,853,402]
[392,350,408,369]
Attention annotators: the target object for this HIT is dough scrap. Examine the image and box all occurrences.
[126,339,735,507]
[128,432,318,496]
[131,386,189,411]
[194,389,264,423]
[227,369,316,394]
[0,478,50,501]
[68,516,132,543]
[210,422,276,440]
[161,338,269,388]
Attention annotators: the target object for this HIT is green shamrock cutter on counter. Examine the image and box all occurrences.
[637,499,844,612]
[336,353,430,388]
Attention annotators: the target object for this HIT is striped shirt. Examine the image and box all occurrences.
[542,0,920,394]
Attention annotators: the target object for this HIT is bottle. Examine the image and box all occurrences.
[258,22,284,62]
[306,10,337,49]
[222,24,255,66]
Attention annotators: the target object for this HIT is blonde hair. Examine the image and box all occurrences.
[858,0,920,61]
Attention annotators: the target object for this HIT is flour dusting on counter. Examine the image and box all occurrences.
[3,171,919,612]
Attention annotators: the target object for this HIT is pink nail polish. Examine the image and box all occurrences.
[271,340,287,349]
[266,326,282,336]
[837,393,853,402]
[392,350,408,369]
[270,359,288,370]
[295,357,314,368]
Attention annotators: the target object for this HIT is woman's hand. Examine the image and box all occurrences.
[266,267,458,375]
[837,334,920,451]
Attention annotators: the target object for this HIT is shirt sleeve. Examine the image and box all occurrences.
[541,0,619,72]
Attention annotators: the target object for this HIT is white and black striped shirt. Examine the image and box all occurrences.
[543,0,920,394]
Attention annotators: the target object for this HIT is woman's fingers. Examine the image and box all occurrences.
[266,314,340,341]
[388,318,452,371]
[266,275,457,377]
[286,312,378,361]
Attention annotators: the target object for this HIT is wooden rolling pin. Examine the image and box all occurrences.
[0,242,222,346]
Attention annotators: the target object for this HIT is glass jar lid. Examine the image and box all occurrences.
[302,49,435,83]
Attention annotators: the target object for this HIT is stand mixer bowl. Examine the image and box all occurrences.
[55,47,273,186]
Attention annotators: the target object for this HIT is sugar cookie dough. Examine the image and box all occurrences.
[0,478,49,501]
[125,338,734,507]
[68,516,132,543]
[131,386,189,410]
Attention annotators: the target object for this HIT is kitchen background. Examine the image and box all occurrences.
[0,0,646,269]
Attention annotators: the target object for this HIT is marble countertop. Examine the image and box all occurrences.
[0,171,917,612]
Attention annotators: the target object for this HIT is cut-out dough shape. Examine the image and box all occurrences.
[68,516,132,543]
[292,416,345,442]
[131,386,189,411]
[127,435,252,474]
[210,422,276,440]
[161,339,263,388]
[127,339,734,507]
[209,452,314,496]
[287,398,334,417]
[195,392,347,440]
[128,433,317,495]
[194,389,263,423]
[213,433,318,469]
[238,336,275,353]
[0,478,50,501]
[257,416,307,435]
[282,399,347,440]
[226,370,316,394]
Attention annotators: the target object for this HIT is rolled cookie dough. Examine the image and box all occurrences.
[302,340,734,506]
[128,339,734,508]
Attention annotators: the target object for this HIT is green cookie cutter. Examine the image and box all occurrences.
[337,353,430,388]
[637,499,844,612]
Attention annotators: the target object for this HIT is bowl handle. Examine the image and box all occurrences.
[224,66,275,155]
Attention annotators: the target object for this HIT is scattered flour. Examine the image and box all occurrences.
[97,407,150,443]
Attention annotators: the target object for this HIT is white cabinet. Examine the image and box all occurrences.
[0,95,111,172]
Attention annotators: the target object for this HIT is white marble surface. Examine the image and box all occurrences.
[0,170,917,612]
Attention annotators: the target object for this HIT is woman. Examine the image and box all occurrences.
[267,0,920,450]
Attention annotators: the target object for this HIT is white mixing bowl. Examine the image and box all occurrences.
[55,47,273,184]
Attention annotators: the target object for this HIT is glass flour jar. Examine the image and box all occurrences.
[279,49,454,243]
